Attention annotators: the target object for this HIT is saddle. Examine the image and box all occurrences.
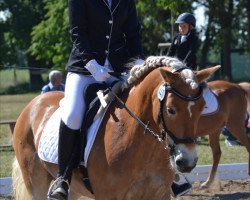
[77,81,125,193]
[38,81,125,194]
[77,83,109,193]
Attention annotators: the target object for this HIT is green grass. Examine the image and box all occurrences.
[197,136,248,165]
[0,69,30,90]
[0,150,15,177]
[0,93,38,121]
[0,93,38,177]
[0,69,48,94]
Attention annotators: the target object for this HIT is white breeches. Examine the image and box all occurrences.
[62,72,124,130]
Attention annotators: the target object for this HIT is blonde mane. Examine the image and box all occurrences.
[127,56,199,89]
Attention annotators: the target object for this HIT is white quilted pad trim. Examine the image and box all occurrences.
[38,103,109,167]
[201,87,219,116]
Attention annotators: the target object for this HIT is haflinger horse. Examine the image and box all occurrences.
[239,82,250,115]
[12,56,219,200]
[196,80,250,188]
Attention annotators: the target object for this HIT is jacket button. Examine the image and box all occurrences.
[105,50,109,54]
[106,35,109,39]
[109,20,113,24]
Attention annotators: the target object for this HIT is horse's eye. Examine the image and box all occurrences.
[167,107,176,115]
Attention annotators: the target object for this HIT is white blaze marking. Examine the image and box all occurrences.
[187,101,195,118]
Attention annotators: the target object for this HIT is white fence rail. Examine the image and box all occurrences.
[0,177,12,197]
[182,163,249,183]
[0,163,249,197]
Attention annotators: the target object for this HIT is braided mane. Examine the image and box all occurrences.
[127,56,199,89]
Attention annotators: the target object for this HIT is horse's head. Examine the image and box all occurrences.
[127,56,220,174]
[156,65,220,173]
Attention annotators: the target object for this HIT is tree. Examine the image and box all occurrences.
[215,0,234,80]
[2,0,249,83]
[29,0,70,70]
[0,14,12,66]
[136,0,195,55]
[29,0,195,64]
[197,0,250,80]
[0,0,46,86]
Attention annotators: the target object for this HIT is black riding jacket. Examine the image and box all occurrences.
[67,0,143,74]
[167,29,197,70]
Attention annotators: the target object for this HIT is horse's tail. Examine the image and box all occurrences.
[12,157,31,200]
[238,82,250,115]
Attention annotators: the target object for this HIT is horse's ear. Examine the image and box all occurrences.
[195,65,221,83]
[159,68,178,84]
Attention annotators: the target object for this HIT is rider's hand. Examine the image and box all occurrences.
[85,59,111,82]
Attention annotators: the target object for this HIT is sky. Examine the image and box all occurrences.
[0,11,4,19]
[194,5,206,30]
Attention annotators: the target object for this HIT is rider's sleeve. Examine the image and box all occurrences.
[68,0,94,65]
[122,0,143,59]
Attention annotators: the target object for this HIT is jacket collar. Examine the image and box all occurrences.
[102,0,120,12]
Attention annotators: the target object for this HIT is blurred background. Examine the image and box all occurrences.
[0,1,249,197]
[0,0,250,95]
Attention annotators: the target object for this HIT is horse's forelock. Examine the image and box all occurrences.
[180,69,198,89]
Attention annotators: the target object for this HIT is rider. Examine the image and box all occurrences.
[167,12,198,70]
[48,0,143,199]
[167,12,197,197]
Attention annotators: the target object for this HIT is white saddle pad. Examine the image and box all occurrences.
[201,87,219,116]
[38,103,108,167]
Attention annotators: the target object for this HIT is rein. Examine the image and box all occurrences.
[108,86,165,143]
[107,81,203,153]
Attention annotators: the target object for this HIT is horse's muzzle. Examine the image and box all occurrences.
[175,156,198,173]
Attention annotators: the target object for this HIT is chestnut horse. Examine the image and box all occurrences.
[239,82,250,115]
[12,56,219,200]
[196,80,250,188]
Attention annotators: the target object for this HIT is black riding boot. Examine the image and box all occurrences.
[48,120,80,200]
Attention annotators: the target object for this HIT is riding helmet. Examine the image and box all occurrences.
[175,12,196,27]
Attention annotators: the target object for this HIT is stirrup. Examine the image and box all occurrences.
[47,177,70,200]
[171,174,192,197]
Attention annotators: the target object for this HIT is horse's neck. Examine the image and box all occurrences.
[88,72,174,198]
[127,70,160,112]
[115,73,162,151]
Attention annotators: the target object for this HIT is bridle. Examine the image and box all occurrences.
[157,83,203,154]
[107,79,203,155]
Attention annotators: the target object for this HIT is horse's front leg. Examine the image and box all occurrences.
[201,131,221,189]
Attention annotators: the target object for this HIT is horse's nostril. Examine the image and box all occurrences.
[176,159,187,167]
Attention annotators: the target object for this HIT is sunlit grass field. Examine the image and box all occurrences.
[0,69,29,91]
[0,94,38,177]
[0,69,43,177]
[0,68,49,94]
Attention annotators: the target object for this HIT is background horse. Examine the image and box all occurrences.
[239,82,250,115]
[196,80,250,188]
[12,56,219,200]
